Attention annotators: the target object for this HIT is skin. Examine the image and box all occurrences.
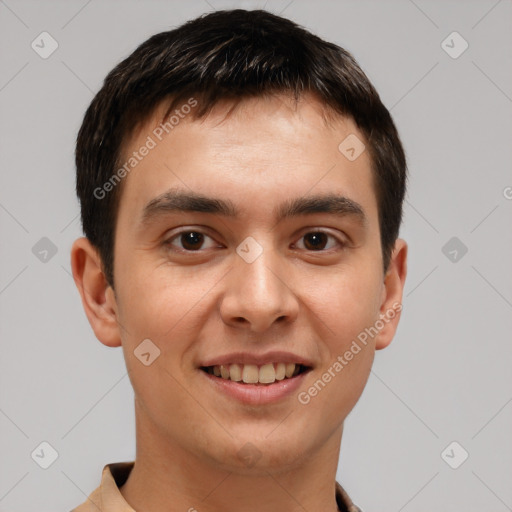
[71,92,407,512]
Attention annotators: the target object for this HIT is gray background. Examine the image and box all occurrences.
[1,0,511,510]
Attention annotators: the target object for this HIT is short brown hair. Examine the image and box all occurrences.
[76,9,407,288]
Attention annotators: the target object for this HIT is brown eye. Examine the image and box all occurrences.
[295,231,345,251]
[180,231,204,251]
[164,230,218,252]
[303,232,328,250]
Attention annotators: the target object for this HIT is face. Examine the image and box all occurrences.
[74,93,406,474]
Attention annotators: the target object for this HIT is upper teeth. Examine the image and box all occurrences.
[209,363,300,384]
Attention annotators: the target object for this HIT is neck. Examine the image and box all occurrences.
[120,401,344,512]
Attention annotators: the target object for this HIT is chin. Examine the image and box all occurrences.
[205,430,312,475]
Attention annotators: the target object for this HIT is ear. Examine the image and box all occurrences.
[375,238,408,350]
[70,237,122,347]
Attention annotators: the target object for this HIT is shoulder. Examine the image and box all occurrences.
[69,461,135,512]
[335,480,363,512]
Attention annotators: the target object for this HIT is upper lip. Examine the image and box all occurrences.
[199,351,315,368]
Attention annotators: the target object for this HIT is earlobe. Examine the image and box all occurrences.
[70,237,122,348]
[375,238,408,350]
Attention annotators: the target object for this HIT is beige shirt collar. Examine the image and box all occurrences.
[71,461,362,512]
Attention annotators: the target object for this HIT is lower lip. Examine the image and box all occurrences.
[200,369,309,405]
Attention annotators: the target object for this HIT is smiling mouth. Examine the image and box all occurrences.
[200,363,311,385]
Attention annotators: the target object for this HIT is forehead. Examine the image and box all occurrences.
[115,92,378,229]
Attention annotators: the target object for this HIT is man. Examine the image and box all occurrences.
[70,8,407,512]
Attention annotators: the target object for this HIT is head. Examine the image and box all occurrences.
[71,9,407,473]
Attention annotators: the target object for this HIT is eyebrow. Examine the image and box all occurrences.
[140,187,367,227]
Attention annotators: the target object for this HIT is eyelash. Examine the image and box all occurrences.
[163,228,348,254]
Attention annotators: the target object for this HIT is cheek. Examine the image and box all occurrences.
[300,293,377,429]
[115,262,222,404]
[299,265,380,412]
[305,264,382,344]
[116,256,218,340]
[116,270,202,429]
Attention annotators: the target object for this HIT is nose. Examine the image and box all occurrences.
[219,244,299,333]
